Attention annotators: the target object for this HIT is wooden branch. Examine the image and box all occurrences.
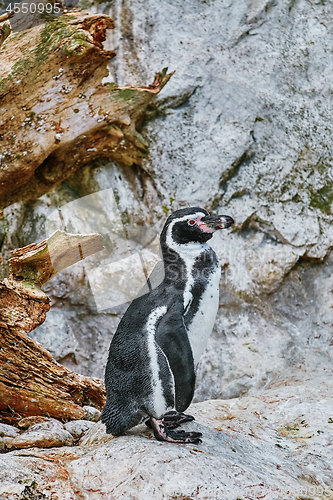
[0,231,106,424]
[0,12,14,23]
[0,21,11,48]
[9,230,105,287]
[0,10,172,209]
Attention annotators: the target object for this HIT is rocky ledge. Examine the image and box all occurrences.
[0,365,332,500]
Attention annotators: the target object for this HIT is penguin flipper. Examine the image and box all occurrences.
[155,304,195,413]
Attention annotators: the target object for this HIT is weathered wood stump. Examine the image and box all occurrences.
[0,8,172,209]
[0,231,106,424]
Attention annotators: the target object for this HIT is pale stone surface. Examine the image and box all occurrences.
[0,424,20,451]
[0,451,78,499]
[0,423,20,438]
[0,418,99,453]
[78,421,114,447]
[82,405,101,422]
[0,366,332,499]
[64,420,96,440]
[10,419,74,449]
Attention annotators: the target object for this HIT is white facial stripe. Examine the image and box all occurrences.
[146,306,168,416]
[165,212,206,251]
[165,212,209,311]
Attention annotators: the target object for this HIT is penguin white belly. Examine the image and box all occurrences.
[186,266,221,366]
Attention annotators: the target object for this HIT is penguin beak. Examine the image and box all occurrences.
[200,214,234,231]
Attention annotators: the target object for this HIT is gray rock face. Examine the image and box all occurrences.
[1,0,332,408]
[1,1,332,496]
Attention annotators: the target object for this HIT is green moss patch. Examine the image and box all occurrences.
[0,15,93,94]
[309,183,333,215]
[107,83,138,102]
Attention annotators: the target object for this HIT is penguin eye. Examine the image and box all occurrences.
[188,219,196,226]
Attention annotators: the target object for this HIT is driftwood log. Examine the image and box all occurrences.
[0,8,172,209]
[0,230,106,424]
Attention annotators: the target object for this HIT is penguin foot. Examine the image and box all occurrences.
[145,411,195,430]
[163,410,195,429]
[149,417,202,444]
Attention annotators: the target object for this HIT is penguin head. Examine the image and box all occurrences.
[161,207,234,246]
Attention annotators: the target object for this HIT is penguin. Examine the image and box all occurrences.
[101,207,234,443]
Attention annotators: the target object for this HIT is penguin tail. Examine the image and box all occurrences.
[101,401,146,436]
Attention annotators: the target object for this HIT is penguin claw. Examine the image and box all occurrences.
[149,417,203,444]
[163,411,195,429]
[145,411,195,430]
[159,429,202,444]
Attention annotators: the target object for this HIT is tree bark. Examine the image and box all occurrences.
[0,15,12,48]
[0,9,172,209]
[0,231,106,424]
